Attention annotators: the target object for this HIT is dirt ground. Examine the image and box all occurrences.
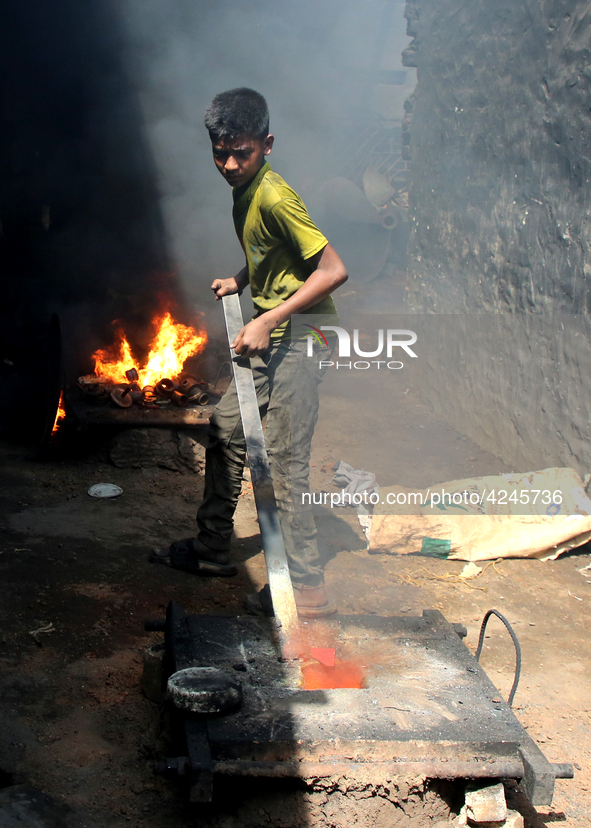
[0,376,589,827]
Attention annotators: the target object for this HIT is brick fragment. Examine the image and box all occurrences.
[465,780,507,823]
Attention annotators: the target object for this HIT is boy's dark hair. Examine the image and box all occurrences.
[204,88,269,141]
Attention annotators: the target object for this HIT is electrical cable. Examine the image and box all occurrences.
[475,608,522,707]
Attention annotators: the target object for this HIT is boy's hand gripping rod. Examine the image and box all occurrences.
[222,294,299,656]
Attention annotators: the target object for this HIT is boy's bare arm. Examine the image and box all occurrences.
[211,266,249,300]
[231,243,347,357]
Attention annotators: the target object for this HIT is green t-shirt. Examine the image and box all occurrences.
[232,162,337,339]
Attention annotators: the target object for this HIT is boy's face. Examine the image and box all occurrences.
[211,134,274,188]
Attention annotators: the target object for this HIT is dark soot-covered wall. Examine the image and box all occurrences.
[405,0,591,473]
[0,0,178,374]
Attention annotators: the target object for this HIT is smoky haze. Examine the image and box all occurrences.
[0,0,412,375]
[116,0,413,330]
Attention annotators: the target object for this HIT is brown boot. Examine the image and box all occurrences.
[293,583,337,618]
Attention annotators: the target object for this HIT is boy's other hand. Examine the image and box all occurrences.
[211,277,240,300]
[231,317,272,357]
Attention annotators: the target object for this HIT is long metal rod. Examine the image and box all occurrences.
[211,758,574,781]
[212,759,526,779]
[222,294,299,654]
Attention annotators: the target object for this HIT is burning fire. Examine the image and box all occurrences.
[93,312,207,387]
[52,391,66,435]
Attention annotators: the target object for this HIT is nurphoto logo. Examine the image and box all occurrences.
[304,324,418,370]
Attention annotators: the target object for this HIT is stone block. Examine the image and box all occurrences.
[503,811,524,828]
[465,819,522,828]
[109,427,206,473]
[401,39,419,68]
[452,805,467,826]
[465,780,507,823]
[467,823,504,828]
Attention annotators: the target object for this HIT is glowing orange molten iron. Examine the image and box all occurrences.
[92,312,207,387]
[51,391,66,435]
[297,642,365,690]
[302,657,365,690]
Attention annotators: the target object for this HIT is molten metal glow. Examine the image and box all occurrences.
[51,391,66,435]
[289,624,366,690]
[92,312,207,386]
[302,659,365,690]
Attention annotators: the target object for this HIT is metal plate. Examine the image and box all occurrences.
[165,604,561,803]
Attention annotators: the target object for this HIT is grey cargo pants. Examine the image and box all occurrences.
[196,337,330,585]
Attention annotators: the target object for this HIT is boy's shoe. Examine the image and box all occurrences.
[293,582,338,618]
[244,582,337,618]
[151,537,237,577]
[244,583,274,616]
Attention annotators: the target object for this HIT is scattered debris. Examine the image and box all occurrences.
[28,622,55,643]
[87,483,123,498]
[332,461,378,508]
[397,559,504,593]
[332,460,378,543]
[459,561,482,579]
[576,560,591,584]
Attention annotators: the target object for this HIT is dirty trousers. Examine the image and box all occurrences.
[196,338,329,585]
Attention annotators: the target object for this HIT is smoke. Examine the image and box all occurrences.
[115,0,414,320]
[0,0,413,374]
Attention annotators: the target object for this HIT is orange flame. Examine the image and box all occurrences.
[92,312,207,386]
[93,329,135,384]
[142,312,207,387]
[51,391,66,435]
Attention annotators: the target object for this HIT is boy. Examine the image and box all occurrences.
[154,88,347,618]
